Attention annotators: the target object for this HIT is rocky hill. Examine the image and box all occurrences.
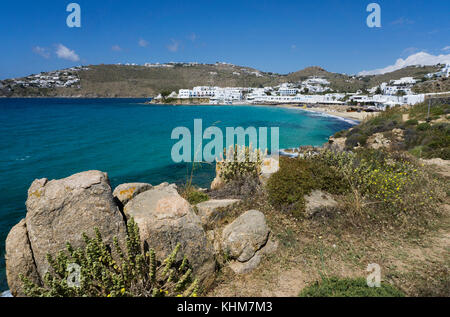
[0,63,443,98]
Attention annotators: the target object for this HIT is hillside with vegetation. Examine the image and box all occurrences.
[206,100,449,297]
[413,76,450,94]
[0,63,444,98]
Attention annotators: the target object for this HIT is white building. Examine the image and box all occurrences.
[350,94,425,107]
[278,83,298,96]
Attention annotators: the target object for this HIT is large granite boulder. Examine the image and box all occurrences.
[221,210,270,262]
[124,183,216,287]
[113,182,152,206]
[228,236,278,274]
[5,219,41,297]
[24,171,127,279]
[195,199,241,229]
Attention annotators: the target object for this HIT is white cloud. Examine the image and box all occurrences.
[443,46,450,52]
[187,33,197,42]
[390,17,414,25]
[112,45,122,51]
[55,44,80,62]
[167,39,180,52]
[138,39,149,47]
[32,46,50,59]
[358,52,450,76]
[402,47,420,55]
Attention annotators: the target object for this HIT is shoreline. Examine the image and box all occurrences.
[1,96,375,122]
[149,101,370,123]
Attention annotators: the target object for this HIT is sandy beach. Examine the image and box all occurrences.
[272,104,378,122]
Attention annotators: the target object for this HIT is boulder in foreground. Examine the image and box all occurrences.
[113,182,152,206]
[221,210,270,262]
[195,199,241,229]
[24,171,127,280]
[5,219,41,297]
[124,183,216,287]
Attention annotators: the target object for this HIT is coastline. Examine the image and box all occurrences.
[150,101,369,123]
[1,96,374,123]
[270,104,373,122]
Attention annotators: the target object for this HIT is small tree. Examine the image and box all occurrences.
[160,90,172,99]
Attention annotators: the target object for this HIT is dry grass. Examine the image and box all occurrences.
[206,161,450,297]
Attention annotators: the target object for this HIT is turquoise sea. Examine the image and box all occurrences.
[0,98,355,291]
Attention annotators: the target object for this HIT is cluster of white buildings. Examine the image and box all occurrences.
[170,74,436,108]
[368,77,417,96]
[173,76,335,104]
[425,63,450,79]
[4,67,86,89]
[178,86,246,103]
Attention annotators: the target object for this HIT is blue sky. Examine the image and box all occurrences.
[1,0,449,79]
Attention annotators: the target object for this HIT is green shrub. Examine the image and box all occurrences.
[417,123,431,131]
[266,157,348,218]
[408,145,424,158]
[317,149,444,226]
[299,277,404,297]
[404,119,418,126]
[183,188,209,205]
[345,133,368,148]
[404,123,449,159]
[409,103,449,121]
[218,145,265,183]
[21,219,199,297]
[333,130,347,138]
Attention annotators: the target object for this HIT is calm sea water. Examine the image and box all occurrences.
[0,98,354,291]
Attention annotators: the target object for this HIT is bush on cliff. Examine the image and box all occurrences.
[341,102,449,159]
[266,157,348,218]
[20,219,199,297]
[218,145,265,183]
[316,149,445,229]
[404,122,450,160]
[299,277,404,297]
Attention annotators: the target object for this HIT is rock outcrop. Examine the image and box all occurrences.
[113,182,152,206]
[220,210,276,274]
[124,183,216,287]
[366,129,404,150]
[228,236,278,274]
[304,190,338,218]
[325,136,346,152]
[5,219,40,297]
[195,199,241,229]
[221,210,269,262]
[5,171,128,295]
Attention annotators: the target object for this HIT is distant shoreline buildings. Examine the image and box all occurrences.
[165,64,449,108]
